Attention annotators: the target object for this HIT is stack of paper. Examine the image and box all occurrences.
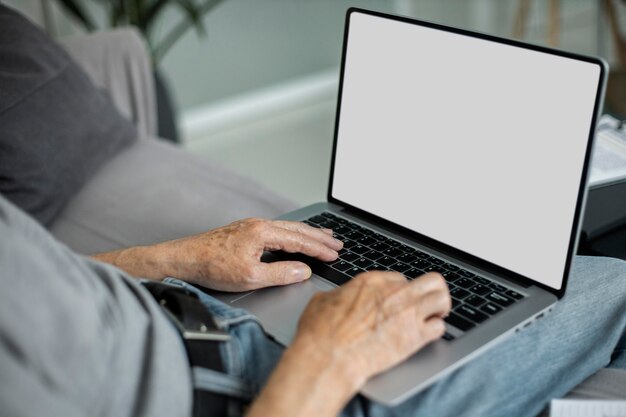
[590,114,626,187]
[550,399,626,417]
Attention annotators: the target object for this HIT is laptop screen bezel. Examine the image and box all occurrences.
[327,8,607,299]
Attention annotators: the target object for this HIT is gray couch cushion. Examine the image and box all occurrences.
[0,5,137,225]
[50,139,297,253]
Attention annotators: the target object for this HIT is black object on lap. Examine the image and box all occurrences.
[141,281,231,417]
[0,5,137,225]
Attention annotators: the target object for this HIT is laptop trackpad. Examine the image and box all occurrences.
[232,276,334,346]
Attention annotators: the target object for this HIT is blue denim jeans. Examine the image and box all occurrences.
[167,256,626,417]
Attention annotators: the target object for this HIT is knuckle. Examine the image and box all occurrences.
[242,264,258,281]
[248,219,268,234]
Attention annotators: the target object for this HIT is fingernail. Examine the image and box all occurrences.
[293,265,311,281]
[333,238,344,247]
[321,228,334,235]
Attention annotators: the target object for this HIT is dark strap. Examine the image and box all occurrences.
[141,281,231,416]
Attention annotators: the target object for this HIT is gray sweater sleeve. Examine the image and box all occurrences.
[0,195,192,417]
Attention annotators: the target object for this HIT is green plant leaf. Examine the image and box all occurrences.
[153,0,226,64]
[54,0,97,30]
[175,0,207,37]
[143,0,170,30]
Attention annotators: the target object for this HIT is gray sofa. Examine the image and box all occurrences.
[53,29,625,413]
[51,28,296,255]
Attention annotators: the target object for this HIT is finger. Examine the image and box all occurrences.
[253,261,312,287]
[422,316,446,341]
[382,273,448,314]
[272,220,344,250]
[415,288,452,320]
[265,228,339,262]
[411,272,448,294]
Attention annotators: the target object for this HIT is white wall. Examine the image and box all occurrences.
[6,0,623,114]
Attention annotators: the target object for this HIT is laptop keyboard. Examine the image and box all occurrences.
[304,212,526,340]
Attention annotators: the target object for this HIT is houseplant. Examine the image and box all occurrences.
[52,0,227,142]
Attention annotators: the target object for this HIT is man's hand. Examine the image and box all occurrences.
[92,218,343,291]
[247,271,451,417]
[295,271,450,385]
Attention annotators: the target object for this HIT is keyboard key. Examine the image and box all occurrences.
[344,240,357,249]
[360,228,374,235]
[390,262,410,273]
[353,257,374,269]
[367,263,388,271]
[490,283,508,292]
[469,284,491,296]
[382,248,403,257]
[451,298,462,309]
[404,268,423,279]
[458,269,475,278]
[370,242,390,252]
[386,239,401,248]
[345,267,365,277]
[442,332,455,341]
[474,276,490,285]
[321,212,335,219]
[357,236,377,246]
[450,287,470,299]
[505,290,523,300]
[428,257,444,265]
[399,244,416,254]
[333,226,352,235]
[441,271,460,283]
[350,224,365,232]
[480,302,503,316]
[371,233,386,241]
[344,231,364,241]
[320,220,339,229]
[465,294,486,307]
[445,312,475,331]
[363,250,384,261]
[442,263,460,272]
[396,253,417,264]
[454,278,475,289]
[344,221,360,229]
[340,252,359,263]
[411,259,432,269]
[485,291,514,307]
[378,256,397,267]
[424,265,447,274]
[331,260,352,272]
[304,220,318,227]
[308,215,326,224]
[351,245,370,255]
[456,305,488,323]
[414,251,430,259]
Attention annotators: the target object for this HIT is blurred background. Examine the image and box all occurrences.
[7,0,626,205]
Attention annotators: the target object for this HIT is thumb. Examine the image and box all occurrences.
[257,261,312,286]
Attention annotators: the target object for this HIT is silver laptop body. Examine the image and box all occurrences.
[215,8,607,405]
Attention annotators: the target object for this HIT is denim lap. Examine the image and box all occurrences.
[167,256,626,417]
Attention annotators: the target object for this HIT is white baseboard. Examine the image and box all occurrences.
[180,68,339,144]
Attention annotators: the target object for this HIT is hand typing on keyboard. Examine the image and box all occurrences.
[291,271,450,397]
[93,218,344,292]
[304,212,525,338]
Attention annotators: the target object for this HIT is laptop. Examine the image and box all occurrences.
[216,8,607,405]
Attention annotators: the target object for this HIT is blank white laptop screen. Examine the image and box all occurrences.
[331,12,602,290]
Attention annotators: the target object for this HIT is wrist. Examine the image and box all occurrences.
[247,335,363,417]
[92,245,169,280]
[288,334,366,400]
